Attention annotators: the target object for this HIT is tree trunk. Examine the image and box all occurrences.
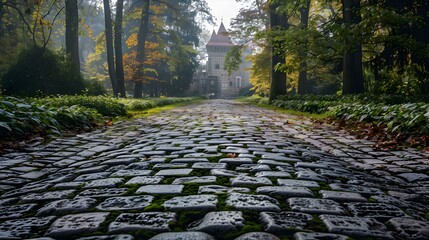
[65,0,80,72]
[298,0,311,95]
[342,0,364,94]
[133,0,151,98]
[103,0,118,97]
[411,0,429,93]
[115,0,126,97]
[268,2,288,103]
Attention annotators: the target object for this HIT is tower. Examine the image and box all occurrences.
[206,22,249,98]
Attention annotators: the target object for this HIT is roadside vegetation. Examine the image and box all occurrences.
[243,95,429,149]
[0,96,200,146]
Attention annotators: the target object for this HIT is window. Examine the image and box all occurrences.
[229,81,233,87]
[215,63,220,69]
[236,76,242,87]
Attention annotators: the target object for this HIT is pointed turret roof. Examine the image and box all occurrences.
[218,22,228,34]
[206,22,233,47]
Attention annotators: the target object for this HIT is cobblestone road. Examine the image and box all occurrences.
[1,100,429,240]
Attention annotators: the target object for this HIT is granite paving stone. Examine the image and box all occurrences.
[96,196,154,211]
[84,178,124,188]
[346,202,408,220]
[255,171,291,178]
[172,176,217,184]
[125,176,164,185]
[188,211,244,234]
[46,212,109,237]
[108,212,176,233]
[256,186,314,198]
[37,198,97,216]
[293,232,349,240]
[192,162,227,169]
[152,163,188,169]
[0,216,56,239]
[320,214,393,239]
[149,232,215,240]
[226,193,280,212]
[320,190,367,202]
[230,175,272,186]
[198,185,251,194]
[329,183,384,195]
[163,195,218,211]
[260,212,313,232]
[234,232,280,240]
[76,234,134,240]
[387,217,429,240]
[288,198,346,215]
[0,204,38,220]
[277,179,319,188]
[76,188,128,198]
[219,158,253,166]
[110,170,152,177]
[136,184,184,194]
[155,168,193,176]
[210,169,248,176]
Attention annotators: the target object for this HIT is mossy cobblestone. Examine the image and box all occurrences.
[0,100,428,239]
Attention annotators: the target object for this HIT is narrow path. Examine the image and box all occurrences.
[0,100,428,239]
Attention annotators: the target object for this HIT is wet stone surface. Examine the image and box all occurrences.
[0,216,56,239]
[163,195,218,211]
[288,198,346,215]
[46,212,109,237]
[226,193,280,212]
[150,231,215,240]
[37,198,97,216]
[256,186,314,198]
[321,214,393,239]
[96,196,154,211]
[108,212,176,233]
[293,232,349,240]
[260,212,313,232]
[188,211,244,234]
[387,217,429,240]
[136,184,184,194]
[346,202,408,220]
[0,100,428,239]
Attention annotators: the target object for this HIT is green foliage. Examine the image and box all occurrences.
[0,96,99,140]
[119,97,198,111]
[0,95,198,142]
[330,102,429,134]
[83,79,107,96]
[1,46,84,97]
[225,45,243,75]
[267,94,429,135]
[34,96,127,117]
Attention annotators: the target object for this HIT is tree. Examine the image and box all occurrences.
[103,0,118,97]
[115,0,126,97]
[297,0,311,95]
[269,1,288,103]
[66,0,80,72]
[134,0,151,98]
[341,0,364,94]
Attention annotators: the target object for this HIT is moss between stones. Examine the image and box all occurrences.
[170,210,207,232]
[306,215,327,232]
[189,169,211,177]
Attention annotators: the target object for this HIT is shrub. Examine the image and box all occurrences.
[83,79,107,96]
[1,46,84,97]
[0,96,99,140]
[34,96,127,117]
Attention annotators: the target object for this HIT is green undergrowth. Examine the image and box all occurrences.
[0,95,201,146]
[241,94,429,148]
